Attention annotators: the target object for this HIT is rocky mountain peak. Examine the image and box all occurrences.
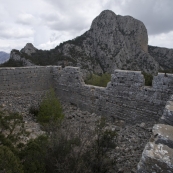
[21,43,37,55]
[90,10,148,53]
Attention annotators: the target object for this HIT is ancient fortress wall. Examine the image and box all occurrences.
[0,65,173,124]
[1,65,173,172]
[53,66,173,124]
[0,66,53,91]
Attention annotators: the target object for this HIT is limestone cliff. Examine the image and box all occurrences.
[53,10,159,74]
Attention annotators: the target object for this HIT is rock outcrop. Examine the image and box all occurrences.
[21,43,37,56]
[148,45,173,71]
[10,49,35,66]
[54,10,159,74]
[81,10,157,73]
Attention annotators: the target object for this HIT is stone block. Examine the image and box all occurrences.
[137,124,173,173]
[160,99,173,125]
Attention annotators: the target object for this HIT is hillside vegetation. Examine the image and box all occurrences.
[85,73,111,87]
[0,90,117,173]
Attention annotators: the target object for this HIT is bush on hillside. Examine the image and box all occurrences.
[142,72,153,86]
[0,146,24,173]
[36,89,64,124]
[159,69,173,74]
[0,58,24,67]
[85,73,111,87]
[0,93,117,173]
[20,135,48,173]
[45,117,117,173]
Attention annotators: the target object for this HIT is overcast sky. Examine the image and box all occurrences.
[0,0,173,53]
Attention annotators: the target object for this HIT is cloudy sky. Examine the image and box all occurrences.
[0,0,173,53]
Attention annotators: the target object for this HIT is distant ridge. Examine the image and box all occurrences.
[0,51,10,64]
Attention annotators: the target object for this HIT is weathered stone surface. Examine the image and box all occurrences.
[0,66,53,91]
[1,66,173,124]
[10,49,35,66]
[54,67,173,124]
[53,10,159,74]
[138,124,173,173]
[21,43,37,55]
[149,45,173,71]
[160,94,173,126]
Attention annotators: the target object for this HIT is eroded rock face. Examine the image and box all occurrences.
[21,43,37,56]
[148,45,173,71]
[160,95,173,126]
[10,49,35,66]
[53,10,159,74]
[137,124,173,173]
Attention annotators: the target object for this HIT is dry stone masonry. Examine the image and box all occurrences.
[0,66,53,91]
[53,67,173,124]
[1,65,173,172]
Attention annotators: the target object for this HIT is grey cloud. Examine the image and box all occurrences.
[0,0,173,52]
[16,13,36,26]
[41,0,104,31]
[110,0,173,35]
[0,26,34,39]
[40,12,90,32]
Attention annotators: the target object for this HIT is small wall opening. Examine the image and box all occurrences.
[142,72,153,86]
[84,73,111,87]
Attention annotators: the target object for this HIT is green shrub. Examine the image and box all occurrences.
[82,117,117,173]
[0,58,24,67]
[45,117,117,173]
[0,111,27,148]
[37,89,64,124]
[158,69,173,74]
[142,72,153,86]
[85,73,111,87]
[20,135,48,173]
[0,146,24,173]
[0,96,117,173]
[29,105,39,117]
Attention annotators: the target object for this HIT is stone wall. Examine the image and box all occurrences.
[137,96,173,172]
[0,66,53,91]
[53,66,173,124]
[1,65,173,124]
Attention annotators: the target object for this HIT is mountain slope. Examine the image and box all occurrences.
[0,51,10,64]
[148,45,173,71]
